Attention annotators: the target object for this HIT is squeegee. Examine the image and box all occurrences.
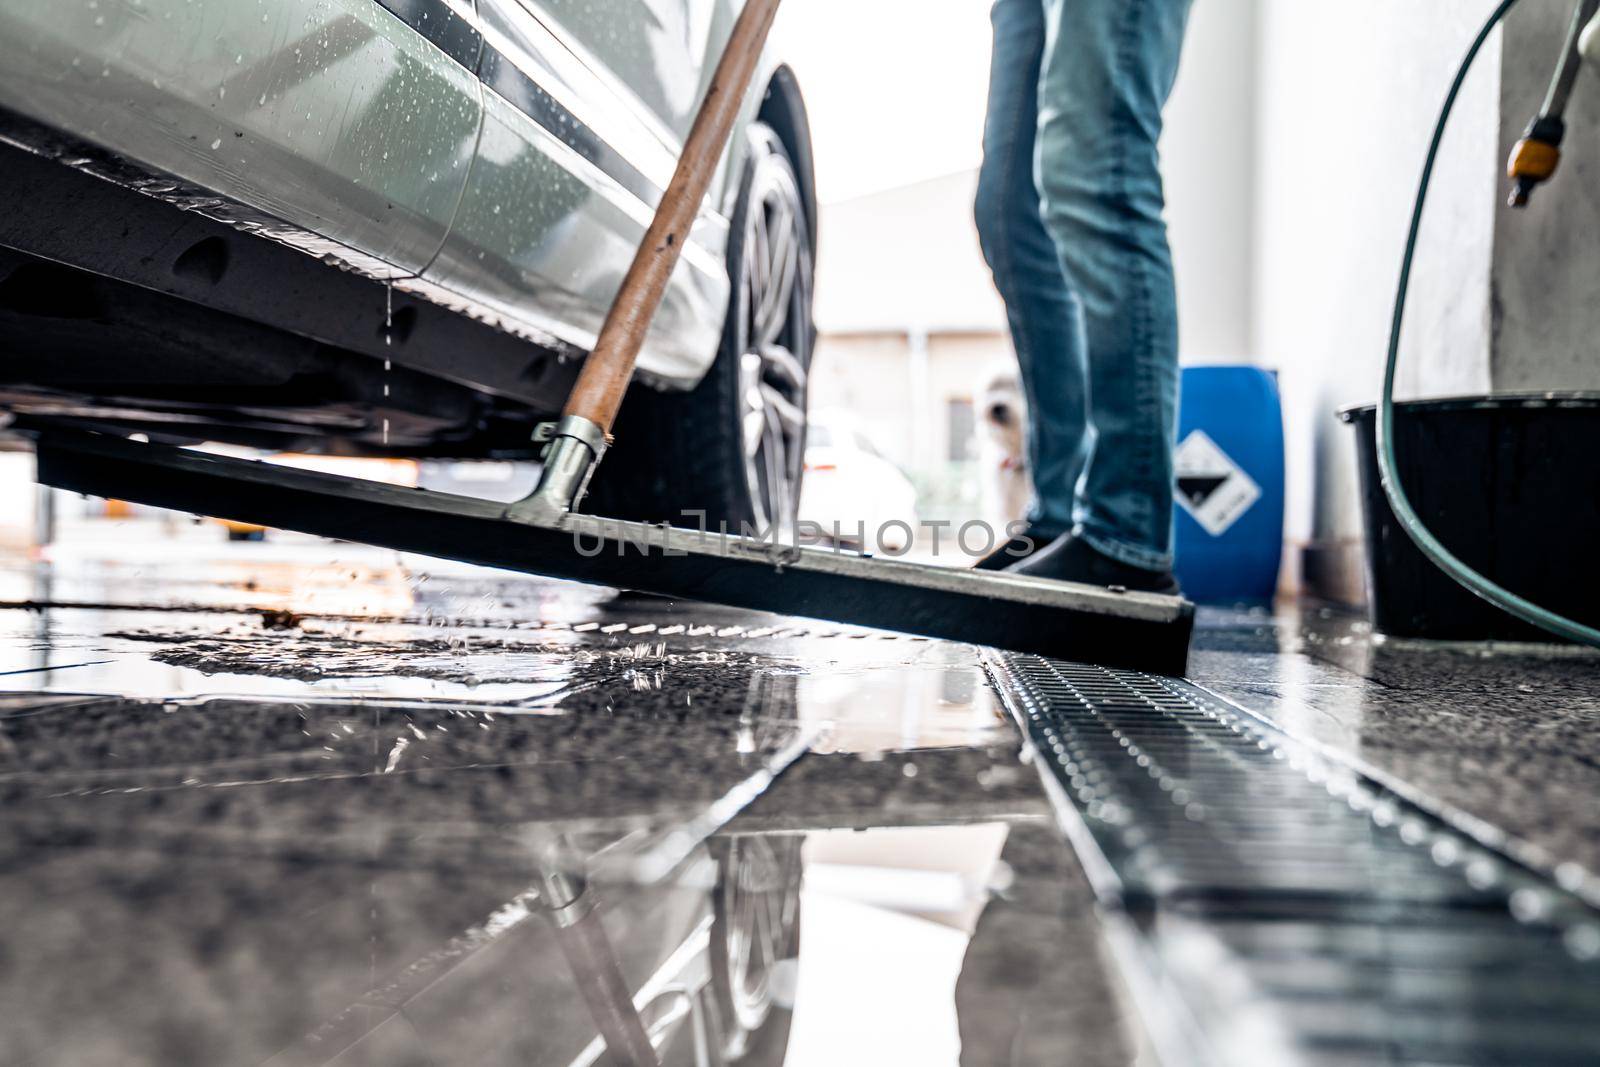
[30,0,1195,675]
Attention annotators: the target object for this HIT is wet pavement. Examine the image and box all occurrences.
[1189,606,1600,879]
[1,529,1599,1065]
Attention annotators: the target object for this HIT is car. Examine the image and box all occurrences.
[797,409,920,555]
[0,0,817,533]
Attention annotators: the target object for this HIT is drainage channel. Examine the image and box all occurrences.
[987,653,1600,1067]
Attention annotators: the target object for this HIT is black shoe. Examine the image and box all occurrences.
[972,525,1058,571]
[1006,533,1181,595]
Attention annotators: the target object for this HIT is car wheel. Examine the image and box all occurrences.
[585,123,814,535]
[709,835,802,1064]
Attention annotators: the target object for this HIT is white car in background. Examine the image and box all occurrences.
[798,410,919,554]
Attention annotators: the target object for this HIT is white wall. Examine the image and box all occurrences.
[0,453,37,550]
[1252,1,1502,590]
[1164,0,1260,363]
[814,170,1005,335]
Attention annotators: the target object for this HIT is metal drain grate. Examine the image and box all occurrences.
[988,654,1600,1067]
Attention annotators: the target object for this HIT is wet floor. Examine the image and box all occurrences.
[1,528,1599,1065]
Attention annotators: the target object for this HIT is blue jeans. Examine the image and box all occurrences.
[975,0,1192,570]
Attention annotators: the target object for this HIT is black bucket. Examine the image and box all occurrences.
[1340,393,1600,642]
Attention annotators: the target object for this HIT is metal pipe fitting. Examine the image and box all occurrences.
[508,414,609,523]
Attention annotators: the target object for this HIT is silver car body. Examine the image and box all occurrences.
[0,0,790,390]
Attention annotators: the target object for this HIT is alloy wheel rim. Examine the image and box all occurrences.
[721,836,791,1039]
[737,157,809,537]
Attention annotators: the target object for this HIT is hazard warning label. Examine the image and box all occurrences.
[1173,429,1261,537]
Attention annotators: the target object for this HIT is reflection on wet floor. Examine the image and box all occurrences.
[0,800,1131,1066]
[0,610,1006,756]
[4,538,1600,1065]
[0,683,1113,1064]
[0,549,1074,1066]
[1,548,1009,759]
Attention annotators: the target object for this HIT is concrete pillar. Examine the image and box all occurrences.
[1491,4,1600,391]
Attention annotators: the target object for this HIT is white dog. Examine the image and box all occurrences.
[976,366,1031,529]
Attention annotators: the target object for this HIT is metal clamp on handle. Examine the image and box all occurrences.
[508,414,609,524]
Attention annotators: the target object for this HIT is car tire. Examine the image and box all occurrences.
[584,123,815,535]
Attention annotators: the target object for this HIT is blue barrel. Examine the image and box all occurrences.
[1172,366,1284,604]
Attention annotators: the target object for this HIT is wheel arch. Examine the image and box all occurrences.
[757,64,819,257]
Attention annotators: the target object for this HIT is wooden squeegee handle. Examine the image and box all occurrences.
[562,0,785,437]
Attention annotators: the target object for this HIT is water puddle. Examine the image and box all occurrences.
[0,568,1093,1065]
[0,772,1126,1067]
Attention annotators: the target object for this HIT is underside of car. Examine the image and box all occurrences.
[0,113,578,457]
[0,115,578,457]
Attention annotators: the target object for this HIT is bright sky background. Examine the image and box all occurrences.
[775,0,995,204]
